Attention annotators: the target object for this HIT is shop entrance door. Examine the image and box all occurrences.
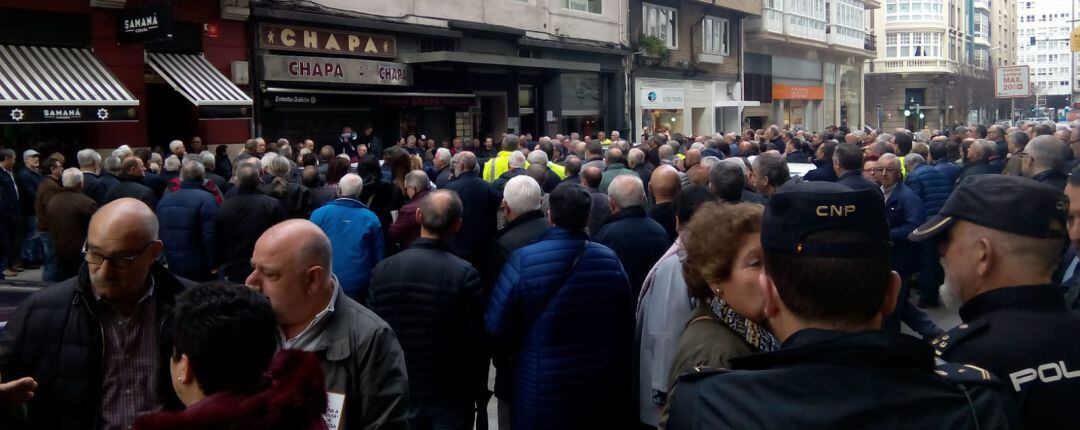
[476,92,507,139]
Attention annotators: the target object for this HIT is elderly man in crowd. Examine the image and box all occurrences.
[76,149,108,205]
[484,134,521,182]
[214,164,285,283]
[928,140,961,184]
[34,157,64,281]
[751,153,790,198]
[489,175,548,285]
[493,151,527,193]
[600,148,636,194]
[46,168,99,280]
[106,156,157,209]
[157,159,218,281]
[310,173,384,303]
[903,153,953,308]
[388,170,432,252]
[429,147,453,188]
[370,190,485,430]
[596,174,671,297]
[648,166,682,242]
[957,139,1000,183]
[1,199,195,430]
[247,220,409,430]
[15,149,42,271]
[1020,135,1068,191]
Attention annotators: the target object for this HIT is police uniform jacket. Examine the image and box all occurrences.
[934,284,1080,430]
[667,328,1018,430]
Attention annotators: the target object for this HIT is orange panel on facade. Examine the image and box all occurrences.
[772,84,825,100]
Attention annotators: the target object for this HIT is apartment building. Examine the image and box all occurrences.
[865,0,1017,130]
[736,0,879,130]
[1016,0,1077,114]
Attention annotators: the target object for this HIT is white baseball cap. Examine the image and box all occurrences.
[22,149,39,160]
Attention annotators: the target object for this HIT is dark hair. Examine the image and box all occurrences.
[0,148,15,162]
[753,153,789,188]
[946,140,961,161]
[355,154,382,185]
[549,183,592,231]
[1035,123,1055,137]
[301,153,318,167]
[39,156,61,174]
[929,141,948,162]
[820,140,839,161]
[1070,165,1080,186]
[564,156,582,176]
[976,124,988,139]
[301,167,321,188]
[763,230,892,326]
[585,141,603,157]
[894,133,913,156]
[326,157,350,185]
[419,190,462,234]
[170,283,279,396]
[710,162,745,203]
[834,143,864,171]
[215,144,228,156]
[676,185,720,224]
[134,148,151,166]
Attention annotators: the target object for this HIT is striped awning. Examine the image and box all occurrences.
[0,45,138,107]
[145,52,252,107]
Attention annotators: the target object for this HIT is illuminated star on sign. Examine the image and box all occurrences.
[268,31,275,44]
[97,108,109,120]
[10,108,23,121]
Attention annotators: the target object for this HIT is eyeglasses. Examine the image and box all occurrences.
[871,167,898,173]
[82,241,154,268]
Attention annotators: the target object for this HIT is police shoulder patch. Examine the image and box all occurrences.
[934,362,998,384]
[931,319,988,358]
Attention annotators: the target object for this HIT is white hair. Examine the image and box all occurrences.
[199,151,215,170]
[261,152,279,170]
[405,170,431,191]
[339,173,364,198]
[700,156,722,170]
[61,168,83,188]
[609,174,645,209]
[169,140,185,153]
[878,153,900,168]
[76,149,101,168]
[628,148,645,167]
[435,147,452,164]
[164,155,181,172]
[526,150,548,165]
[509,150,527,169]
[721,157,748,175]
[690,142,706,151]
[904,153,925,170]
[503,175,542,214]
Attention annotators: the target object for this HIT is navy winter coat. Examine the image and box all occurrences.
[595,206,674,297]
[905,163,952,217]
[157,181,218,280]
[884,183,926,277]
[932,160,961,185]
[486,227,634,430]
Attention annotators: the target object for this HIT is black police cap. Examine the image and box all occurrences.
[763,181,890,258]
[909,175,1068,242]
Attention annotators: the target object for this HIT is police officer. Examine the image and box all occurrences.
[910,175,1079,430]
[667,181,1018,430]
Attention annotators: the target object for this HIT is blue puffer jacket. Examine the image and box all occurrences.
[486,227,634,430]
[157,181,218,280]
[905,163,952,217]
[885,183,926,277]
[310,198,384,301]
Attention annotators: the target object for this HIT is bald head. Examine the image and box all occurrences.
[256,219,333,280]
[684,149,702,168]
[606,148,625,165]
[650,165,681,203]
[582,165,602,189]
[86,199,163,304]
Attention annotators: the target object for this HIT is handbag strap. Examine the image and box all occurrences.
[529,240,590,329]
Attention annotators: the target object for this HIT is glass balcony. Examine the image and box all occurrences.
[827,25,867,49]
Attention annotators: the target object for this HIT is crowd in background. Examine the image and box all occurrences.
[0,118,1078,430]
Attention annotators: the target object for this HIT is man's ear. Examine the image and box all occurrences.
[305,265,325,294]
[415,208,423,225]
[880,271,902,319]
[758,272,782,319]
[975,237,993,278]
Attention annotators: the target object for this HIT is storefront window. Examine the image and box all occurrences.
[642,109,684,135]
[840,65,861,129]
[824,63,836,127]
[783,100,806,129]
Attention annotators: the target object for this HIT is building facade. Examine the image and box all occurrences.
[250,0,629,146]
[628,0,761,139]
[0,0,252,155]
[1016,0,1076,117]
[736,0,878,131]
[865,0,1017,131]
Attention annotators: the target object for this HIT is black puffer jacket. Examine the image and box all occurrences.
[0,263,193,430]
[368,238,486,403]
[215,187,286,283]
[260,179,310,219]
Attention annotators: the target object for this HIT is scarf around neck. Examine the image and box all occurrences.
[708,297,781,353]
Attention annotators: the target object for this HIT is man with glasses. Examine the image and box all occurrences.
[0,198,194,430]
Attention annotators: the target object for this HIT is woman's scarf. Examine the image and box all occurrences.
[708,297,781,353]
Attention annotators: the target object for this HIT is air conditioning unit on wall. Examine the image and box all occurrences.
[231,61,249,86]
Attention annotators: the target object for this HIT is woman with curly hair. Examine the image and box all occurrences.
[660,202,778,427]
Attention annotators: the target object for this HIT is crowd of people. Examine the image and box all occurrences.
[0,119,1078,429]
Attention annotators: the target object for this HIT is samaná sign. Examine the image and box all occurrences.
[259,24,396,58]
[995,66,1031,98]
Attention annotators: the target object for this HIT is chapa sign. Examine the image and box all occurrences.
[259,24,396,58]
[118,4,173,44]
[262,54,410,86]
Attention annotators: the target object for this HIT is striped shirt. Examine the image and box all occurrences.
[97,282,161,430]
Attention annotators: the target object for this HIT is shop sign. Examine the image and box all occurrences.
[2,106,136,124]
[259,24,396,58]
[118,4,173,44]
[640,88,685,109]
[995,66,1031,98]
[377,97,475,108]
[262,54,410,86]
[772,84,824,100]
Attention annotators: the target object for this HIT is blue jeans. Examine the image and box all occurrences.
[20,216,43,263]
[40,231,60,282]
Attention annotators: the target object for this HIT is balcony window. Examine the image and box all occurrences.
[702,16,730,55]
[643,3,678,48]
[885,0,943,22]
[885,31,942,58]
[563,0,602,13]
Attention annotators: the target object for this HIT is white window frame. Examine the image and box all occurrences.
[643,3,678,49]
[562,0,602,14]
[702,15,729,56]
[885,31,942,58]
[885,0,944,22]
